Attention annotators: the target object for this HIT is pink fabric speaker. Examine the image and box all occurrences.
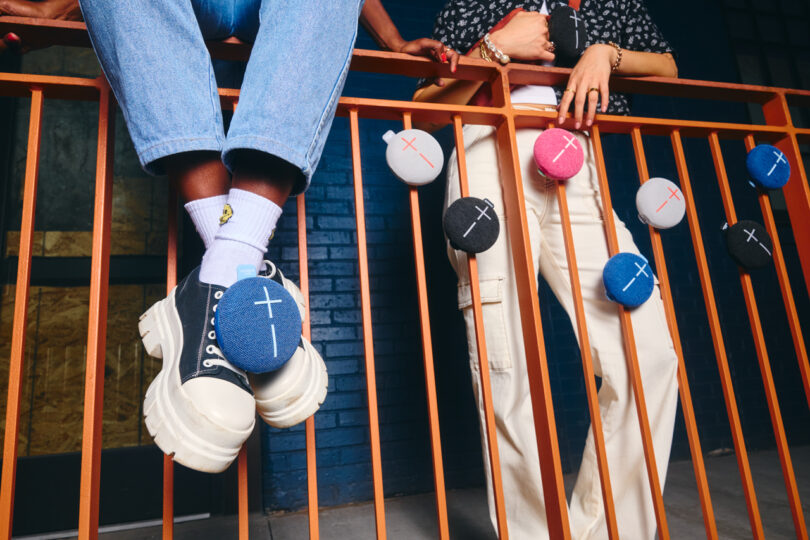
[533,128,585,181]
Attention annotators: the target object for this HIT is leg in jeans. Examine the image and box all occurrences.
[445,125,679,539]
[79,0,350,472]
[224,0,364,195]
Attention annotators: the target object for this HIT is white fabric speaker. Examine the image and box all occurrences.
[382,129,444,186]
[636,177,685,229]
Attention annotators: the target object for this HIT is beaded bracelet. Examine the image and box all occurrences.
[607,41,623,72]
[483,33,510,64]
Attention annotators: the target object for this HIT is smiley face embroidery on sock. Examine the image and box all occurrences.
[219,203,233,225]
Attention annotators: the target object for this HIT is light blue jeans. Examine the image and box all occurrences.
[79,0,364,194]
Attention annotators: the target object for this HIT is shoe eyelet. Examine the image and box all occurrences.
[214,291,223,299]
[202,359,214,368]
[206,345,216,354]
[211,317,216,326]
[208,330,216,340]
[212,304,217,312]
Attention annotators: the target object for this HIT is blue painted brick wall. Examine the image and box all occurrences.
[260,0,810,512]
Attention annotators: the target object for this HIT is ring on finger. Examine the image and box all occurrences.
[588,87,599,94]
[546,41,556,53]
[564,87,575,95]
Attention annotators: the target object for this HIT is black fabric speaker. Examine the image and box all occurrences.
[724,220,773,270]
[549,5,587,62]
[444,197,500,254]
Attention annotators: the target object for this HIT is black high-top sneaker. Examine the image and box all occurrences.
[250,261,328,428]
[139,267,255,473]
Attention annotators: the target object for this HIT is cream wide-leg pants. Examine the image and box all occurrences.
[445,123,679,540]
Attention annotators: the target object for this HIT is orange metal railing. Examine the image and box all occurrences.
[0,17,809,540]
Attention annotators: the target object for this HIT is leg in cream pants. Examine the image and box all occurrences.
[445,124,679,540]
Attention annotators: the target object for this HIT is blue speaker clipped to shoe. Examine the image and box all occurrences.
[746,144,790,189]
[603,253,655,308]
[215,273,303,373]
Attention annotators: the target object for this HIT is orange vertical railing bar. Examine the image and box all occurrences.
[0,87,44,540]
[708,133,807,540]
[548,131,619,539]
[762,94,810,299]
[297,194,321,540]
[348,109,387,540]
[493,108,571,539]
[630,128,718,540]
[450,115,509,539]
[77,82,116,540]
[401,112,449,540]
[743,134,810,410]
[590,125,670,540]
[162,185,179,540]
[670,129,765,539]
[238,447,249,540]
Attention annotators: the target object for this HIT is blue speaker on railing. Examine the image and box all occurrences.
[603,253,655,308]
[746,144,790,189]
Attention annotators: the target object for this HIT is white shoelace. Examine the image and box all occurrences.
[202,344,249,384]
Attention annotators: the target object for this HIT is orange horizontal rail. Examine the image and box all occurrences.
[1,36,809,540]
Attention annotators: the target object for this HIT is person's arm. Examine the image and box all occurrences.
[413,10,555,109]
[558,0,678,129]
[360,0,459,71]
[0,0,82,54]
[557,45,676,130]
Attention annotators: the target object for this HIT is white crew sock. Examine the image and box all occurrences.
[184,194,228,249]
[199,188,282,287]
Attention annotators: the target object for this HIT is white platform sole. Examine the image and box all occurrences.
[139,290,255,473]
[252,337,328,428]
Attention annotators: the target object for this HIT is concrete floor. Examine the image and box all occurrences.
[41,446,810,539]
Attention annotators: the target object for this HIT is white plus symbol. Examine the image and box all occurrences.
[255,286,283,319]
[744,228,758,243]
[552,134,578,163]
[622,262,649,292]
[743,227,772,256]
[767,151,786,176]
[570,11,581,48]
[255,285,283,357]
[464,204,493,238]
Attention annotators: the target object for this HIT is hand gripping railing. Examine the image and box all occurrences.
[1,16,809,540]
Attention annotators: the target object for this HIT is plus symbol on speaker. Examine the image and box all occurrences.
[553,134,578,163]
[622,261,649,292]
[463,202,493,238]
[656,186,681,212]
[744,227,772,256]
[768,150,786,176]
[401,137,435,169]
[255,286,283,358]
[570,11,581,49]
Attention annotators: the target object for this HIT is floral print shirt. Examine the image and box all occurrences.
[426,0,675,115]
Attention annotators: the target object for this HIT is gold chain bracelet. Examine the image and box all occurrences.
[607,41,623,72]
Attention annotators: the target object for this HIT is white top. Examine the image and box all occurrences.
[509,1,558,106]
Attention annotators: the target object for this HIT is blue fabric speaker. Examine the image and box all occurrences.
[215,277,303,373]
[602,253,655,308]
[746,144,790,189]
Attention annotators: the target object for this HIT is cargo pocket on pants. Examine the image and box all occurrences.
[458,276,512,371]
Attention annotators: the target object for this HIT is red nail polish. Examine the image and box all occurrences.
[441,52,447,62]
[4,33,21,44]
